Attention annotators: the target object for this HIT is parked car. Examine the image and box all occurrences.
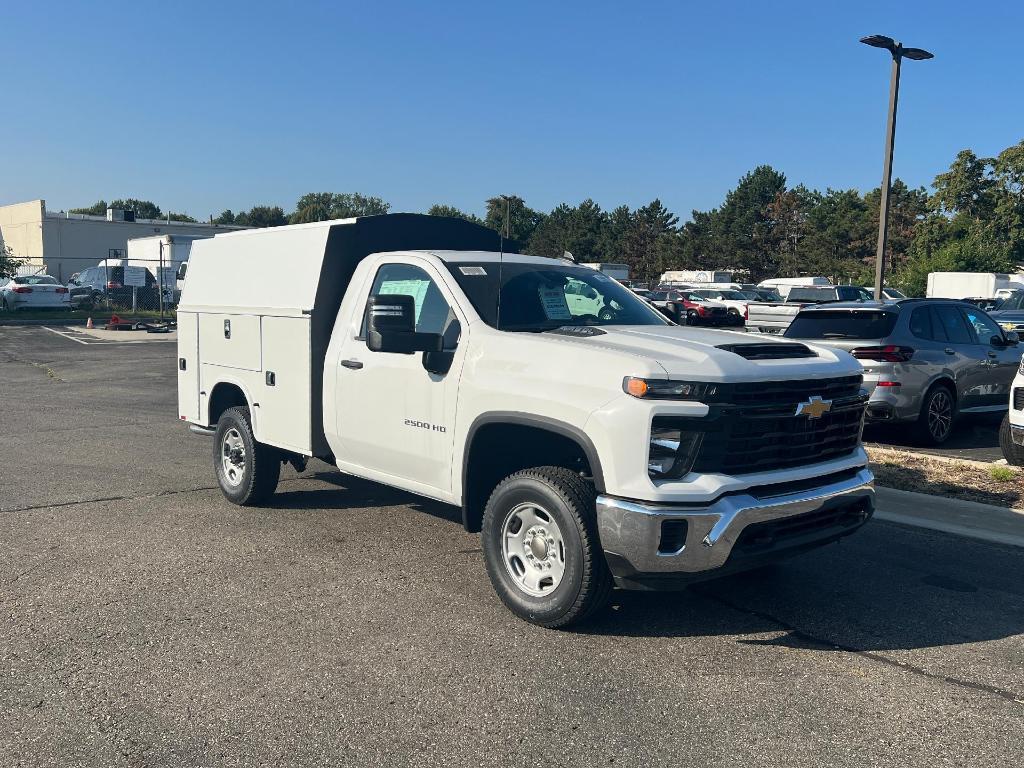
[784,299,1022,444]
[690,288,750,322]
[648,289,741,327]
[746,285,873,334]
[867,286,909,300]
[989,290,1024,335]
[1001,357,1024,465]
[68,265,168,310]
[0,275,70,311]
[961,297,1004,312]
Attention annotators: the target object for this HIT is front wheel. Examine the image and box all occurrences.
[213,406,281,505]
[999,414,1024,466]
[481,467,612,628]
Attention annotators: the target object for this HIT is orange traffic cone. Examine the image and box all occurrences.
[86,317,94,329]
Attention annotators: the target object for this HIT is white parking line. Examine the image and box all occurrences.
[41,326,90,345]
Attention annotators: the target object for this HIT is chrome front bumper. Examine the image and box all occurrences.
[596,468,874,581]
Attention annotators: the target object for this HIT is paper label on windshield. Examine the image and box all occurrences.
[539,287,572,320]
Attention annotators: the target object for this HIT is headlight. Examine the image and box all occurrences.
[625,377,722,401]
[648,421,703,480]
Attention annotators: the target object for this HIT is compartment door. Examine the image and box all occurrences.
[198,313,262,371]
[176,312,200,422]
[257,315,312,454]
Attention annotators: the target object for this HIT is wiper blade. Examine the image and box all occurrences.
[819,333,858,338]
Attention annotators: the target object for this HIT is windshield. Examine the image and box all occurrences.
[444,260,670,331]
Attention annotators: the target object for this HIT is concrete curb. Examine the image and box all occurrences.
[874,486,1024,548]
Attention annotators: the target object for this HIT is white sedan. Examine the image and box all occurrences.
[0,275,71,311]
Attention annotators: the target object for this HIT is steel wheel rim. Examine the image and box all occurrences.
[501,502,566,597]
[221,427,246,487]
[928,391,953,440]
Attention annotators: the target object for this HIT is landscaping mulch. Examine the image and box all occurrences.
[867,446,1023,509]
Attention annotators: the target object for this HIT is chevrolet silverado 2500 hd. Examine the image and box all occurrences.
[178,214,875,627]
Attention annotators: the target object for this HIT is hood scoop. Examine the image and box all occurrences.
[716,342,817,360]
[546,326,608,337]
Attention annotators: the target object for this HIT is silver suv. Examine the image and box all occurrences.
[784,300,1022,444]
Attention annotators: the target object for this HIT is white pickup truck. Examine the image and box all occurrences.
[178,214,875,627]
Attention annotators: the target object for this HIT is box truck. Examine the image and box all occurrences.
[927,272,1024,300]
[178,214,874,627]
[127,234,209,303]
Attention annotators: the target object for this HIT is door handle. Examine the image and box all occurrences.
[340,359,363,370]
[944,348,955,355]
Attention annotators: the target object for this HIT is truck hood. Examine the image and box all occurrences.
[542,325,859,382]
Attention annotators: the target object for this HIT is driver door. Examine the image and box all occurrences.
[333,259,467,495]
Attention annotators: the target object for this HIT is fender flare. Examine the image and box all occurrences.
[461,411,606,498]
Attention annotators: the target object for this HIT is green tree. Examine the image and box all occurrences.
[109,199,163,219]
[427,204,482,223]
[484,195,545,243]
[1,244,23,279]
[694,165,787,281]
[168,211,197,223]
[69,200,108,216]
[931,149,997,221]
[622,200,679,281]
[213,210,236,225]
[235,206,287,228]
[289,193,390,224]
[527,199,607,259]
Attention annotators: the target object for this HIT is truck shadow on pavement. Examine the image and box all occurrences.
[582,523,1024,652]
[273,471,1023,653]
[271,470,463,525]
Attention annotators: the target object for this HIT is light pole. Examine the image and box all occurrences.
[860,34,933,301]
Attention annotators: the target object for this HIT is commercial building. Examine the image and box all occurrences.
[0,199,245,282]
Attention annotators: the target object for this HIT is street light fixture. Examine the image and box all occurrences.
[860,34,934,301]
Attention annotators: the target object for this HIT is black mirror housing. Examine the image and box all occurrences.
[365,294,442,354]
[1005,331,1020,345]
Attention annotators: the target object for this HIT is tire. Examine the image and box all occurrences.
[213,406,281,505]
[915,383,956,445]
[999,414,1024,466]
[685,310,698,326]
[481,466,612,629]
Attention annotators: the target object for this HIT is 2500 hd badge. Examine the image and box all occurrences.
[404,418,447,433]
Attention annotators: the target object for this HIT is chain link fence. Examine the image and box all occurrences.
[5,254,181,316]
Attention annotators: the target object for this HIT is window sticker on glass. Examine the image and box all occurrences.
[378,279,430,323]
[459,266,487,276]
[538,286,572,320]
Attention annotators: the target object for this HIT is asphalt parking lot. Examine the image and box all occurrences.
[2,325,1022,768]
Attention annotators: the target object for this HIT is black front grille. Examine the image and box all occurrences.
[728,375,863,407]
[1015,388,1024,411]
[656,376,867,476]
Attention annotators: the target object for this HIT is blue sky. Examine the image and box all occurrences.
[2,0,1022,222]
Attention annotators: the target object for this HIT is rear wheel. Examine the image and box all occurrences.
[915,384,956,445]
[481,467,612,628]
[999,414,1024,466]
[685,310,698,326]
[213,406,281,505]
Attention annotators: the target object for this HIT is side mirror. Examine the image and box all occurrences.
[1005,331,1020,346]
[365,294,442,354]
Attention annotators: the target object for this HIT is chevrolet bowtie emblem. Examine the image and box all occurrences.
[795,396,832,419]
